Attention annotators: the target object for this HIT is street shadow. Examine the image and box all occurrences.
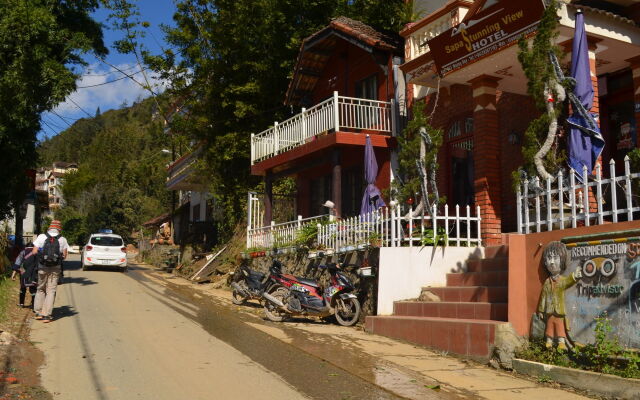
[52,305,78,321]
[62,276,98,286]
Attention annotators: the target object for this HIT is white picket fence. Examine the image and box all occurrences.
[517,156,640,233]
[247,215,328,249]
[251,91,394,164]
[317,204,482,251]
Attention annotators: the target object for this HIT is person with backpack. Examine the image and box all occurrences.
[31,220,69,323]
[11,242,38,309]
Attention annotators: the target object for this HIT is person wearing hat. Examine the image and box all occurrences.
[31,220,69,323]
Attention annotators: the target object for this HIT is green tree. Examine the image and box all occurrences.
[144,0,410,239]
[0,0,107,219]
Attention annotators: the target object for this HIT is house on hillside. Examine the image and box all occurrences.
[1,169,49,244]
[36,161,77,212]
[165,143,217,249]
[248,16,405,246]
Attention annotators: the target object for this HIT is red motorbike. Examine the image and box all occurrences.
[262,262,361,326]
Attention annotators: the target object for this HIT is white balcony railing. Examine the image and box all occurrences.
[407,13,451,60]
[517,156,640,234]
[251,92,394,165]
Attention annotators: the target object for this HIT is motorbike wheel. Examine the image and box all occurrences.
[264,286,289,322]
[335,297,361,327]
[231,287,249,305]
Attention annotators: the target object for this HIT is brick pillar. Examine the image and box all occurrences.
[627,55,640,150]
[469,75,502,245]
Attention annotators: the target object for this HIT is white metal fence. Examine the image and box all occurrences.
[251,92,394,164]
[517,156,640,234]
[247,215,329,249]
[317,204,482,251]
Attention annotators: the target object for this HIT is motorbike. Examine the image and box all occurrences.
[261,263,361,326]
[230,262,273,305]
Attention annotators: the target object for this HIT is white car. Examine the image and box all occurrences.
[82,233,128,271]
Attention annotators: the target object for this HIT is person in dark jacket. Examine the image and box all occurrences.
[11,242,38,309]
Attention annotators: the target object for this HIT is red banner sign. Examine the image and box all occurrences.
[428,0,546,76]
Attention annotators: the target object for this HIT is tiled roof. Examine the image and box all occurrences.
[325,16,402,51]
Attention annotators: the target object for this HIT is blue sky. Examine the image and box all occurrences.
[39,0,177,140]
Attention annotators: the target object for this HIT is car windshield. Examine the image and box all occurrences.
[90,236,123,246]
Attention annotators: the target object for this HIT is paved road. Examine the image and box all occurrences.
[30,255,404,400]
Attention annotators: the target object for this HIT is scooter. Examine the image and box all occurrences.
[262,263,361,326]
[229,262,273,305]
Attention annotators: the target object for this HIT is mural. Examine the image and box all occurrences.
[536,241,582,350]
[538,237,640,349]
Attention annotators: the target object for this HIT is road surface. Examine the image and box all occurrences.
[30,255,411,400]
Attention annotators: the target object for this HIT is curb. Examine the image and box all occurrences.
[512,358,640,399]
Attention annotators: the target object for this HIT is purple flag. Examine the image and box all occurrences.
[360,135,386,215]
[567,10,604,176]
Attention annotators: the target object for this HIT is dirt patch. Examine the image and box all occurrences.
[0,281,51,400]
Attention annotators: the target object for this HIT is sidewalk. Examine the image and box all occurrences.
[138,264,590,400]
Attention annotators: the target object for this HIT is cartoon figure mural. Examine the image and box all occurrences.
[537,241,582,350]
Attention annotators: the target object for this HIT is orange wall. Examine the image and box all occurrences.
[508,220,640,336]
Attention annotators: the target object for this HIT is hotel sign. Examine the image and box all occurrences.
[428,0,545,76]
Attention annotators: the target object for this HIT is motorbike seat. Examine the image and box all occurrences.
[295,276,320,287]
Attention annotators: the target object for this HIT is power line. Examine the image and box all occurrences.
[42,117,65,131]
[50,111,74,127]
[68,97,92,118]
[41,120,58,135]
[76,68,146,88]
[80,64,139,77]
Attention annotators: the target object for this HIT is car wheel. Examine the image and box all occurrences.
[121,266,128,272]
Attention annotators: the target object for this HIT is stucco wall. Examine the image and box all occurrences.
[377,246,485,315]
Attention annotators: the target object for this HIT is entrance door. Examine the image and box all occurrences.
[450,148,474,208]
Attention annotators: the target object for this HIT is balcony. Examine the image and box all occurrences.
[166,146,204,191]
[251,92,395,165]
[403,2,470,62]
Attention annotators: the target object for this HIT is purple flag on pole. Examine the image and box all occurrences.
[567,10,604,176]
[360,135,386,215]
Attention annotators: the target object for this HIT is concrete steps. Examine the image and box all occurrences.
[393,301,508,321]
[366,245,510,359]
[365,315,507,359]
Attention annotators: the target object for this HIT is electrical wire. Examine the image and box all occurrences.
[76,69,145,88]
[68,97,92,118]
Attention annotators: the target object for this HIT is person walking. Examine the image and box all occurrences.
[32,220,69,323]
[11,242,38,309]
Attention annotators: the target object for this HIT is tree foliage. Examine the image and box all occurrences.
[516,0,567,181]
[393,99,443,213]
[38,98,172,244]
[135,0,410,239]
[0,0,107,219]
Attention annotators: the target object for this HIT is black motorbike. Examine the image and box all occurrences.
[230,261,282,305]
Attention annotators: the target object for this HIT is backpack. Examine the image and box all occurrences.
[40,233,62,267]
[21,251,38,287]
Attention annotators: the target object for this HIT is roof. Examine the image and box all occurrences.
[142,213,171,227]
[53,161,77,169]
[285,16,403,106]
[566,2,637,27]
[51,172,66,178]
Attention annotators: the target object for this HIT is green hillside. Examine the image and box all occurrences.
[38,97,173,244]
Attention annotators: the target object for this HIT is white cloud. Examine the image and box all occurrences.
[60,63,167,113]
[39,63,171,139]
